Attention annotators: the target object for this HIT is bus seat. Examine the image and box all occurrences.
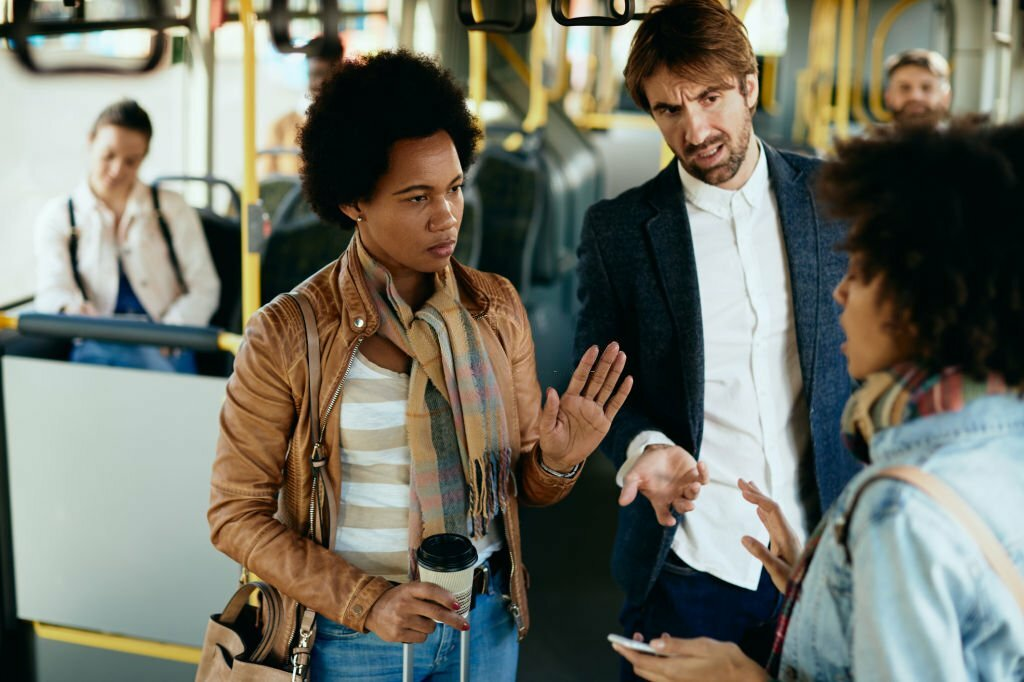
[259,176,301,224]
[197,209,242,334]
[473,132,546,303]
[261,218,354,304]
[455,177,483,268]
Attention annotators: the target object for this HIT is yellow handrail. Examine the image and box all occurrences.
[239,0,261,324]
[868,0,920,122]
[575,112,657,130]
[487,34,530,84]
[0,312,243,355]
[217,332,243,355]
[833,0,856,139]
[547,22,571,102]
[521,0,549,134]
[760,56,781,116]
[468,0,487,110]
[850,0,873,127]
[809,0,840,152]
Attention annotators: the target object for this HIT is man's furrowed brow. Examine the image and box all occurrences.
[687,82,736,101]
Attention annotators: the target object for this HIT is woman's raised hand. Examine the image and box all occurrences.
[738,479,803,592]
[537,343,633,473]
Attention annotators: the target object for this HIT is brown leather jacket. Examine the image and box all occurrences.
[209,252,579,658]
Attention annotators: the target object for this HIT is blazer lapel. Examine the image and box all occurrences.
[643,163,704,453]
[765,145,819,402]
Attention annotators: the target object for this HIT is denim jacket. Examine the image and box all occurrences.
[779,395,1024,681]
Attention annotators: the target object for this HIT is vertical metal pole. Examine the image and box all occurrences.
[239,0,262,324]
[204,31,216,208]
[993,0,1013,123]
[459,628,470,682]
[403,642,414,682]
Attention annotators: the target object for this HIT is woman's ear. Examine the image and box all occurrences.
[339,203,361,223]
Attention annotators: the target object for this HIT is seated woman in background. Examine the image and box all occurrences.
[614,120,1024,681]
[33,99,220,373]
[209,50,634,681]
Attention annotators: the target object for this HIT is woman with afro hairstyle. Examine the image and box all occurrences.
[614,120,1024,680]
[208,50,634,680]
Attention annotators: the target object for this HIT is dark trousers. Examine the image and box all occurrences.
[618,552,781,682]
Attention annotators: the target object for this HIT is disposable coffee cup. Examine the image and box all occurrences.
[416,533,478,617]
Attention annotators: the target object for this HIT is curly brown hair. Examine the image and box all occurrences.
[818,119,1024,383]
[299,50,482,229]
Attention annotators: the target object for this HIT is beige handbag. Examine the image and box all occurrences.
[195,292,335,681]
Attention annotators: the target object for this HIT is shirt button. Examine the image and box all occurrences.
[352,605,363,615]
[353,317,365,329]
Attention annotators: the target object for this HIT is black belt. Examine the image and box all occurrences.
[471,562,491,596]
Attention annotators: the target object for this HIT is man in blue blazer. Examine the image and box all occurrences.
[574,2,861,676]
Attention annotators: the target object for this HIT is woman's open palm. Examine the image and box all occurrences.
[537,343,633,471]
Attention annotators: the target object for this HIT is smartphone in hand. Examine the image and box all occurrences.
[607,633,665,656]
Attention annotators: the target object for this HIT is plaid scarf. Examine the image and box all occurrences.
[351,235,512,546]
[767,363,1013,674]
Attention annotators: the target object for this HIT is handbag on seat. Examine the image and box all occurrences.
[195,291,334,681]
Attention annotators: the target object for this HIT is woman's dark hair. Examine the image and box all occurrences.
[818,119,1024,383]
[299,50,482,228]
[90,99,153,142]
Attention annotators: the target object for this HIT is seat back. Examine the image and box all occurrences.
[261,219,353,304]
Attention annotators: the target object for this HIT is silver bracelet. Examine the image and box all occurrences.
[536,451,582,479]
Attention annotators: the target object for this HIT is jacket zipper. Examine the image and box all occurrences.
[287,335,365,657]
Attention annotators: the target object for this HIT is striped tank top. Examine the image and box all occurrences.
[335,351,502,583]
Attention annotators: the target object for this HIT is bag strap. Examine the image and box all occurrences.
[150,184,189,295]
[66,198,89,303]
[837,464,1024,614]
[214,581,284,663]
[285,290,334,679]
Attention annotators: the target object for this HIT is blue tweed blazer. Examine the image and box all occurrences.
[574,143,862,604]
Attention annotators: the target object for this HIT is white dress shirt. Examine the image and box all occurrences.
[618,143,811,590]
[34,180,220,326]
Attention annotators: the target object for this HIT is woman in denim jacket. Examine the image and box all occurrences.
[613,121,1024,680]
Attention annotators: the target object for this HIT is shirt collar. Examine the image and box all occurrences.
[74,179,152,217]
[677,139,768,219]
[72,179,100,212]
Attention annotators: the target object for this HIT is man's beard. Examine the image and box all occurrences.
[894,104,946,128]
[678,112,753,186]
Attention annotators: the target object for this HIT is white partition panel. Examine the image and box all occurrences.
[3,357,240,646]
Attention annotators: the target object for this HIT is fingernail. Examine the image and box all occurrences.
[452,602,461,610]
[462,623,470,631]
[651,639,665,650]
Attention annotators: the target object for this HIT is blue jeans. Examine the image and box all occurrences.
[70,339,196,374]
[619,553,781,681]
[310,578,518,681]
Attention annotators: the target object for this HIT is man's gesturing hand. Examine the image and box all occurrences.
[619,444,709,526]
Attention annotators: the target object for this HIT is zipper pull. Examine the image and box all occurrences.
[509,602,525,639]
